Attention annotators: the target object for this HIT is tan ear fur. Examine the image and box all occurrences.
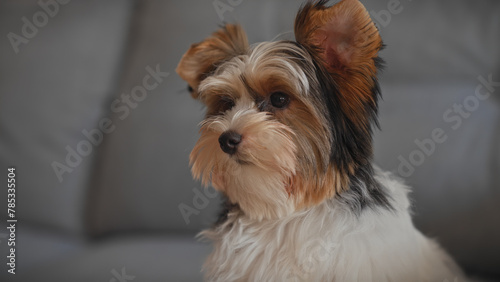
[176,24,249,99]
[295,0,381,72]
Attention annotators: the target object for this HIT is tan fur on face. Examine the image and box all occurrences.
[190,101,297,220]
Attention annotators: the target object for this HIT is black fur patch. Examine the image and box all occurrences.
[303,41,392,213]
[339,165,394,214]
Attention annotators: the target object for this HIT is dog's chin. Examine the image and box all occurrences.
[192,153,296,221]
[211,155,296,221]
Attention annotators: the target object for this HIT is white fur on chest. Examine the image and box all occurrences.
[201,170,464,282]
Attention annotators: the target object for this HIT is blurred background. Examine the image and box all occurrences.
[0,0,499,281]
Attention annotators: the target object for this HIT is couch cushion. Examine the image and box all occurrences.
[374,81,500,277]
[0,0,134,233]
[87,0,230,235]
[367,0,500,83]
[4,235,210,282]
[0,223,85,275]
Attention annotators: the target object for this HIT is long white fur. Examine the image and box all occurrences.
[200,168,465,282]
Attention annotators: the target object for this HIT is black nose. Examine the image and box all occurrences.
[218,131,242,155]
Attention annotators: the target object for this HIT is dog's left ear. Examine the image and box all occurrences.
[295,0,383,139]
[176,24,249,99]
[295,0,382,74]
[295,0,383,179]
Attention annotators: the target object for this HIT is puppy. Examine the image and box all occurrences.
[177,0,465,281]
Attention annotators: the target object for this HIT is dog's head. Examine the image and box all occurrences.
[177,0,383,220]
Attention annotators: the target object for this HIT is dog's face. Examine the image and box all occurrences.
[177,0,383,220]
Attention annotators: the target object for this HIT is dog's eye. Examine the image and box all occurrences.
[218,96,235,113]
[270,92,290,109]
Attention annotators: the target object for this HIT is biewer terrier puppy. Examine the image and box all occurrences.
[177,0,465,281]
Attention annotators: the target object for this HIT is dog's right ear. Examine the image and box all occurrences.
[176,24,249,99]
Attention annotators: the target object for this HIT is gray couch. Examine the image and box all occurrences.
[0,0,499,281]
